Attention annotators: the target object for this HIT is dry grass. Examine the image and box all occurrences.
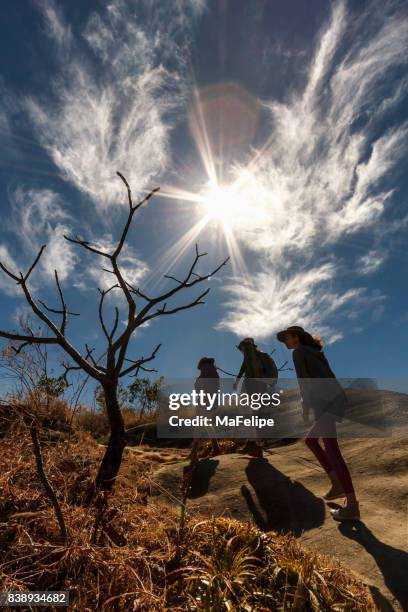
[0,407,377,611]
[72,405,156,440]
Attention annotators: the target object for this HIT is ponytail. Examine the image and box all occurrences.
[300,333,324,351]
[313,335,324,350]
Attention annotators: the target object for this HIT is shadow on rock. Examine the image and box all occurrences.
[186,458,220,499]
[339,521,408,610]
[241,457,325,536]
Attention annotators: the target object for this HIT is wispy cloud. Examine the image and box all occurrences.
[219,0,408,340]
[9,187,77,282]
[26,0,199,208]
[73,235,149,293]
[358,250,386,275]
[5,186,149,299]
[218,262,367,343]
[0,244,19,296]
[34,0,72,47]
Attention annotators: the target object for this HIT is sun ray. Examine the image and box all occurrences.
[143,215,210,291]
[189,86,218,186]
[136,77,265,292]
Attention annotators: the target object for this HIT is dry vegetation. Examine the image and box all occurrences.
[0,401,377,611]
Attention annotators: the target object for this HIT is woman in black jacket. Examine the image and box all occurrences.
[277,326,360,521]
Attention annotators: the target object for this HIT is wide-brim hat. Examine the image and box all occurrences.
[276,326,312,342]
[236,337,257,350]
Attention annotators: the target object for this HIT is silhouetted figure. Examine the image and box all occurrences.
[189,357,220,462]
[277,325,359,521]
[234,337,278,458]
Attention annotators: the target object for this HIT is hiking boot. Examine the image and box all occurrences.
[323,483,345,501]
[331,502,360,521]
[238,441,263,458]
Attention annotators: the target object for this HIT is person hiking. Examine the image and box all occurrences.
[277,325,360,521]
[233,338,278,458]
[189,357,221,462]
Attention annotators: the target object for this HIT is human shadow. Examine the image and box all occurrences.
[338,521,408,610]
[241,458,325,535]
[368,585,396,612]
[186,458,219,499]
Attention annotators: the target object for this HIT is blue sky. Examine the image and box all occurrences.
[0,0,407,398]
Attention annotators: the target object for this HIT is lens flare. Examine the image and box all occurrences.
[143,81,262,283]
[201,183,238,228]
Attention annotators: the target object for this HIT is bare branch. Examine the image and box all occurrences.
[63,235,111,258]
[110,306,119,341]
[116,171,160,213]
[54,271,67,334]
[128,364,158,377]
[136,364,157,373]
[163,274,184,285]
[24,245,47,281]
[61,361,81,384]
[61,344,107,383]
[0,330,58,345]
[85,344,100,369]
[11,342,30,355]
[139,288,210,326]
[113,173,159,260]
[119,343,161,378]
[116,171,132,210]
[278,360,293,372]
[0,244,46,284]
[125,281,152,301]
[15,276,103,379]
[131,250,229,328]
[0,261,20,282]
[31,424,67,542]
[7,255,106,379]
[97,286,120,345]
[38,301,79,317]
[38,273,79,335]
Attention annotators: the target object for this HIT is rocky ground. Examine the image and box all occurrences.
[151,437,408,611]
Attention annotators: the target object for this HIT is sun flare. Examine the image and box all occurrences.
[200,183,238,228]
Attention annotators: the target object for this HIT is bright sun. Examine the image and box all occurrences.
[201,183,239,229]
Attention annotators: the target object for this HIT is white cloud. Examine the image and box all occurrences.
[0,244,20,296]
[358,250,386,275]
[218,0,408,340]
[73,235,149,292]
[0,109,8,132]
[26,0,198,208]
[3,186,149,302]
[34,0,72,47]
[9,188,77,282]
[217,262,364,343]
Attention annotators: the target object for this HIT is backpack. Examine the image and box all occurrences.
[258,351,279,384]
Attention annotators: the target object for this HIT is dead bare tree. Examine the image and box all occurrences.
[0,172,229,497]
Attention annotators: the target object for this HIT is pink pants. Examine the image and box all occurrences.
[305,414,355,495]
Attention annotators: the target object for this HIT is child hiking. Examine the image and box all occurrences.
[277,325,360,521]
[234,338,278,458]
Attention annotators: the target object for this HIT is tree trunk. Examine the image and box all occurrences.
[94,381,126,493]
